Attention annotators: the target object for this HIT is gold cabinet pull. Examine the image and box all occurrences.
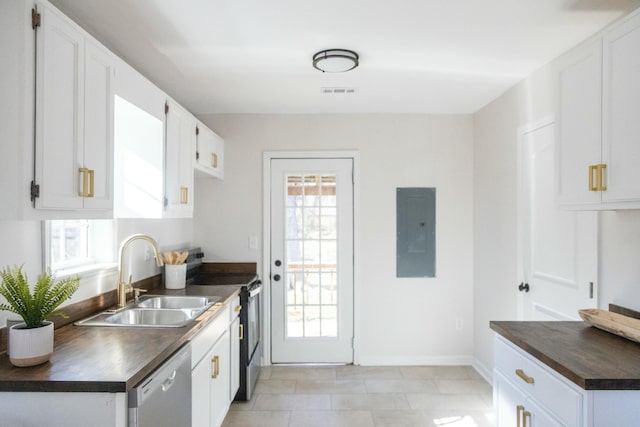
[596,164,607,191]
[515,369,534,384]
[588,165,598,191]
[235,305,242,313]
[517,405,525,427]
[78,168,89,197]
[180,187,189,204]
[211,355,220,379]
[87,169,94,197]
[523,410,531,427]
[239,324,244,341]
[212,153,218,169]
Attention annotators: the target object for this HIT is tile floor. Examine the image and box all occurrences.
[222,365,494,427]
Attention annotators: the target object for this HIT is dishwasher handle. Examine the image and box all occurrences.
[161,370,177,392]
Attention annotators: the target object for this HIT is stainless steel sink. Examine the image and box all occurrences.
[135,296,219,310]
[75,295,220,328]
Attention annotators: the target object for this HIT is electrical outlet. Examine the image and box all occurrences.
[144,247,151,261]
[456,318,463,330]
[249,236,258,250]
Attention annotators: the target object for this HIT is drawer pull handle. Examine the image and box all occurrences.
[517,405,525,427]
[211,355,220,379]
[523,410,531,427]
[515,369,534,384]
[235,305,242,312]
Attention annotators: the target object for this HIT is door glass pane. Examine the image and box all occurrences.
[285,173,339,339]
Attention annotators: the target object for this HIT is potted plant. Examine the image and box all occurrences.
[0,265,79,367]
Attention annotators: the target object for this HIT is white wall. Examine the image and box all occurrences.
[193,114,475,364]
[472,40,640,376]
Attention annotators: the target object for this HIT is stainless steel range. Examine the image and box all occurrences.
[179,248,262,401]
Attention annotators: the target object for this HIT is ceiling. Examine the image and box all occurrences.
[50,0,638,115]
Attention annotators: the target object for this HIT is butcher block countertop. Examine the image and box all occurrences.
[491,320,640,390]
[0,285,242,393]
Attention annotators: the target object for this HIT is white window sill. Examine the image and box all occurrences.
[53,263,118,280]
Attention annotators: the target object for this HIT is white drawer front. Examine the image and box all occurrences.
[495,336,584,427]
[191,304,230,368]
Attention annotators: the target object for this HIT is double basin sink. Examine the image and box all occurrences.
[76,296,221,328]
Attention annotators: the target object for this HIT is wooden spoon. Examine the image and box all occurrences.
[177,251,189,264]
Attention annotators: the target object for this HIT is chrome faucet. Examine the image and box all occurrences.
[117,234,164,308]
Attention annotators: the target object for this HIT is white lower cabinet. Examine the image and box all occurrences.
[229,297,241,402]
[191,300,239,427]
[494,335,640,426]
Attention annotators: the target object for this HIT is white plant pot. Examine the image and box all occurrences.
[9,321,54,367]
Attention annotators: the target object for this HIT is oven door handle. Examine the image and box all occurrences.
[248,283,263,297]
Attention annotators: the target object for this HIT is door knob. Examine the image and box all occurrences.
[274,260,282,267]
[273,274,281,282]
[518,282,530,292]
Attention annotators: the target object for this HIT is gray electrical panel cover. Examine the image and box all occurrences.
[396,188,436,277]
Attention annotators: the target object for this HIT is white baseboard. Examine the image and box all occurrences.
[357,355,474,366]
[472,357,493,384]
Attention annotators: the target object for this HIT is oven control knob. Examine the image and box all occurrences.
[273,274,281,282]
[274,260,282,267]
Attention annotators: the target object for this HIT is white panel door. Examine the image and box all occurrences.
[271,158,354,363]
[519,119,598,320]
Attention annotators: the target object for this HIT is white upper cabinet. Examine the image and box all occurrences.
[195,122,225,180]
[556,10,640,209]
[164,100,196,218]
[601,12,640,205]
[34,0,114,214]
[556,40,602,207]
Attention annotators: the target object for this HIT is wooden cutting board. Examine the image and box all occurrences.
[579,308,640,344]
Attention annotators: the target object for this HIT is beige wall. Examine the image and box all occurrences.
[194,114,475,364]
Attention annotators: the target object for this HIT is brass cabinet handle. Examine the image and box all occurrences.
[239,324,244,341]
[515,369,534,384]
[87,169,94,197]
[212,153,218,169]
[588,165,598,191]
[596,164,607,191]
[211,355,220,379]
[517,405,525,427]
[235,305,242,313]
[523,410,531,427]
[180,187,189,204]
[78,168,89,197]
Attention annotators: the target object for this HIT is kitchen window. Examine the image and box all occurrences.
[44,220,116,276]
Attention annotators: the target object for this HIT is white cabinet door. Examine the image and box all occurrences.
[195,123,224,179]
[602,12,640,204]
[229,315,240,402]
[35,1,114,213]
[555,40,602,207]
[191,353,212,427]
[82,38,114,210]
[210,330,230,427]
[35,1,84,210]
[164,100,195,218]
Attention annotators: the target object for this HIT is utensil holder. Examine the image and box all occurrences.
[165,264,187,289]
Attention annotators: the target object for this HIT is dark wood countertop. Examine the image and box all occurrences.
[0,285,242,393]
[491,321,640,390]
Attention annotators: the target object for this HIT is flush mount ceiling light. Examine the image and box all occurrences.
[312,49,359,73]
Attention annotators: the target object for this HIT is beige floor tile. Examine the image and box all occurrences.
[228,399,255,411]
[289,410,375,427]
[254,379,297,394]
[423,409,495,427]
[269,365,337,380]
[365,379,438,394]
[401,366,472,380]
[331,393,411,410]
[221,410,291,427]
[372,409,434,426]
[295,379,367,394]
[434,380,492,395]
[336,366,404,380]
[253,393,332,411]
[259,366,273,380]
[406,393,491,411]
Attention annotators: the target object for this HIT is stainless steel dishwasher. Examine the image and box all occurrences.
[128,344,192,427]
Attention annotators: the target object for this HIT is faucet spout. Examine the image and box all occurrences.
[117,234,164,308]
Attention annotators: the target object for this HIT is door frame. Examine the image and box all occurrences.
[263,151,360,365]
